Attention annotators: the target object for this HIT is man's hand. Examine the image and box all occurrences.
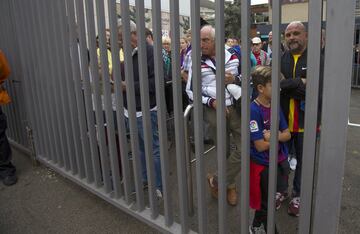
[224,72,235,85]
[181,70,188,82]
[211,100,230,115]
[301,78,306,85]
[121,81,126,92]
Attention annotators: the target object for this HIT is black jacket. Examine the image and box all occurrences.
[280,49,324,130]
[121,43,156,112]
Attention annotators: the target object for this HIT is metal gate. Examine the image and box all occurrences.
[0,0,356,233]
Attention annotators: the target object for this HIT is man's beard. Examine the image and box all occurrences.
[288,41,303,54]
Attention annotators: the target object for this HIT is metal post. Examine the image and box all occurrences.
[298,0,323,233]
[66,0,93,182]
[75,0,102,187]
[84,0,112,193]
[95,0,122,198]
[240,0,251,233]
[134,0,158,218]
[119,0,145,211]
[184,104,194,216]
[151,0,173,225]
[170,0,189,232]
[107,0,132,203]
[312,0,356,233]
[214,0,227,233]
[267,0,281,233]
[191,0,207,233]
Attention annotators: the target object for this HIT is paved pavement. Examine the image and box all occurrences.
[0,89,359,234]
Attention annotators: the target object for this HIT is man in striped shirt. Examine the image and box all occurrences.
[186,25,242,206]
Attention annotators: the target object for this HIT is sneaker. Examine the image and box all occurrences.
[288,197,300,217]
[289,157,297,171]
[275,192,289,210]
[3,174,18,186]
[249,224,266,234]
[207,174,218,199]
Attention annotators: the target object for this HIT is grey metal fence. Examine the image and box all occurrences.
[353,23,360,88]
[0,0,356,233]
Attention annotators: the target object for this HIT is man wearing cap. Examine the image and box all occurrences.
[186,25,242,206]
[252,37,270,66]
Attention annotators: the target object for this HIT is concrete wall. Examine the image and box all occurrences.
[269,2,327,24]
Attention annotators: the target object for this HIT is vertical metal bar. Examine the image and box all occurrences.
[24,0,55,162]
[66,0,93,181]
[107,0,132,202]
[312,0,356,233]
[75,0,102,187]
[95,0,122,198]
[49,0,74,172]
[267,0,281,233]
[191,0,207,233]
[170,0,189,231]
[84,0,112,193]
[120,0,145,211]
[33,0,57,163]
[25,0,50,159]
[39,0,67,167]
[134,0,158,217]
[55,0,81,175]
[184,106,194,216]
[59,0,86,177]
[215,0,226,233]
[152,0,173,226]
[240,0,251,233]
[10,0,43,158]
[298,0,322,233]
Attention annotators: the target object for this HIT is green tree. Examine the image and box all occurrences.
[224,0,242,39]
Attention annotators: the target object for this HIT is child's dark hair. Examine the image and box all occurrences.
[251,65,272,91]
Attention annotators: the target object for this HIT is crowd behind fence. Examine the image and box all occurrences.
[0,0,357,233]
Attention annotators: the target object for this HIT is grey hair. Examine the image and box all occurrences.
[286,21,306,32]
[117,18,137,33]
[201,25,215,40]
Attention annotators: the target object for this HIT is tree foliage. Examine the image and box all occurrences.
[224,0,242,39]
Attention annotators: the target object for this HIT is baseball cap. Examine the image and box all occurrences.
[252,37,262,44]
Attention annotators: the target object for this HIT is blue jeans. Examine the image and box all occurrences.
[126,111,162,191]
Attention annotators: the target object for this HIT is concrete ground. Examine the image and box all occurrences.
[0,89,359,234]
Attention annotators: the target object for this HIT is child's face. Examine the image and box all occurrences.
[258,82,272,100]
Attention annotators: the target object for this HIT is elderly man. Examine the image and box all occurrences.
[186,25,242,206]
[252,37,270,66]
[279,21,324,216]
[117,21,163,198]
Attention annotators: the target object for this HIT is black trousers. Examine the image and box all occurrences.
[253,160,290,232]
[292,132,304,197]
[0,107,16,178]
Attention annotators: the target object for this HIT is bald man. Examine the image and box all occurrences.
[186,25,242,206]
[279,21,324,217]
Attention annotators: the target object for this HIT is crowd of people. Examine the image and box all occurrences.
[154,21,320,233]
[92,18,322,233]
[0,15,323,234]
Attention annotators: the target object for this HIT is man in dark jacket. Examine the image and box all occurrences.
[280,21,324,217]
[117,21,162,198]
